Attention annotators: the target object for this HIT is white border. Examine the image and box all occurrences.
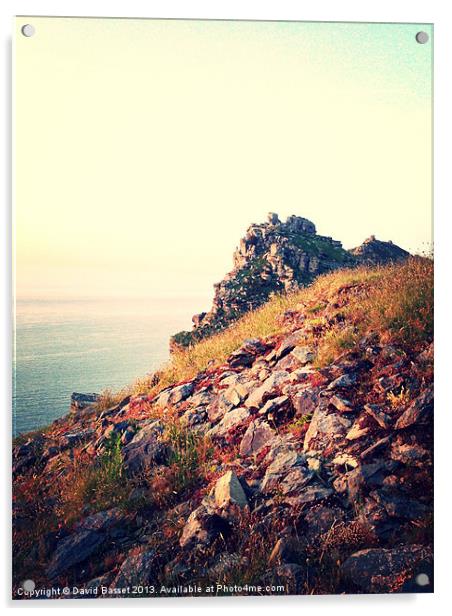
[2,1,450,613]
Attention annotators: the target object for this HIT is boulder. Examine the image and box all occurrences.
[207,407,250,439]
[245,371,290,409]
[267,331,304,362]
[329,395,353,413]
[341,545,432,593]
[346,418,370,441]
[70,392,99,411]
[390,439,430,466]
[292,388,321,417]
[303,505,345,542]
[47,530,104,580]
[214,471,249,509]
[326,373,357,390]
[303,402,352,453]
[122,424,170,476]
[371,488,429,520]
[258,395,290,419]
[395,387,433,430]
[75,508,124,533]
[364,403,392,430]
[283,485,333,506]
[112,549,157,587]
[332,461,393,502]
[239,420,275,457]
[155,382,195,408]
[291,346,315,365]
[227,339,267,369]
[261,449,309,493]
[179,505,231,550]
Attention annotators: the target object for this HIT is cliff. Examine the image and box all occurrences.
[12,257,433,597]
[171,214,409,351]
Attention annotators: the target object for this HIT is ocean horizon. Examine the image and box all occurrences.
[13,296,209,436]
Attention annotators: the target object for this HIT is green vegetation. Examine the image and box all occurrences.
[82,433,128,512]
[164,422,214,494]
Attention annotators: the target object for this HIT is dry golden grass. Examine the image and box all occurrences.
[120,257,433,399]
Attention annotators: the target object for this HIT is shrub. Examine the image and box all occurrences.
[84,433,128,510]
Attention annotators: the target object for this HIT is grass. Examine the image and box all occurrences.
[126,257,432,402]
[82,433,128,511]
[56,433,129,525]
[164,421,214,494]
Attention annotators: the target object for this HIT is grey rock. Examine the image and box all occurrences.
[303,402,352,452]
[258,395,290,417]
[291,346,315,365]
[292,388,321,417]
[113,549,157,587]
[395,387,433,430]
[70,392,99,411]
[283,485,333,506]
[261,449,307,493]
[75,508,124,533]
[122,424,170,476]
[346,419,370,441]
[47,530,104,580]
[341,545,431,593]
[371,488,429,520]
[155,382,195,408]
[364,403,392,430]
[240,420,275,456]
[303,506,345,541]
[214,471,249,509]
[245,371,290,409]
[267,331,304,362]
[326,373,357,390]
[329,395,354,413]
[179,505,230,550]
[390,439,430,466]
[207,407,250,439]
[227,339,267,369]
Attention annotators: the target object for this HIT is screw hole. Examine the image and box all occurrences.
[415,31,429,44]
[21,24,35,38]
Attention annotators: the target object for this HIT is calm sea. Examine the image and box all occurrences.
[13,297,209,436]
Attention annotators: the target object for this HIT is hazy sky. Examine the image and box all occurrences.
[15,18,432,301]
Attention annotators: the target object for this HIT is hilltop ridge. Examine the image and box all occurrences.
[171,213,409,350]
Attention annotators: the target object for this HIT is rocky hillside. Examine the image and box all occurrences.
[12,258,433,598]
[171,213,409,350]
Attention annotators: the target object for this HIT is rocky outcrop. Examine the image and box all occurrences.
[12,260,432,598]
[349,235,410,265]
[171,214,409,350]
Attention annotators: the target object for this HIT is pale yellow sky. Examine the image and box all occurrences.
[15,18,432,300]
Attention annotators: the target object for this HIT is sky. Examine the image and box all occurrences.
[15,18,432,302]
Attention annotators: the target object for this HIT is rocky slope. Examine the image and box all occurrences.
[171,213,409,350]
[12,258,433,598]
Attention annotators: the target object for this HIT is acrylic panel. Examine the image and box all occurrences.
[13,17,433,599]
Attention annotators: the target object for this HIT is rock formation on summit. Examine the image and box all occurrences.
[349,235,410,265]
[171,213,409,350]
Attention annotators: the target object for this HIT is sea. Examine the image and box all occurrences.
[13,296,209,436]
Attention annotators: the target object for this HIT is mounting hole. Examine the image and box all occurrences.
[22,579,36,592]
[415,573,430,586]
[21,24,35,38]
[415,31,429,44]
